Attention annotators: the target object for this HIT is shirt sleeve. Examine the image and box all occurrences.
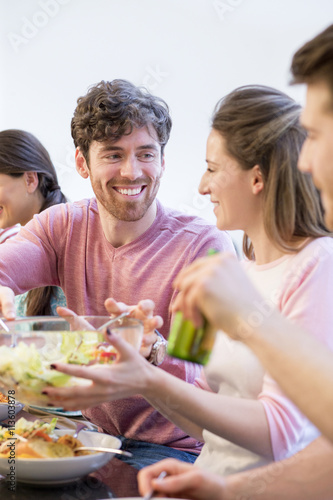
[258,239,333,460]
[0,206,66,294]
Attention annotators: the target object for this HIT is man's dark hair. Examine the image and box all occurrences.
[291,24,333,106]
[71,79,172,160]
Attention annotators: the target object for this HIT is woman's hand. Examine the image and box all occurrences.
[138,458,228,500]
[105,298,163,359]
[173,253,264,340]
[43,330,154,410]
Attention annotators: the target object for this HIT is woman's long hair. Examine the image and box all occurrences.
[211,85,330,259]
[0,129,67,315]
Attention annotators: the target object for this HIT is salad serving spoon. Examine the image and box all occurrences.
[0,317,18,347]
[0,318,9,332]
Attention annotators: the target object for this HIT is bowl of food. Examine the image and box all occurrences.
[0,315,143,406]
[0,391,24,421]
[0,417,122,484]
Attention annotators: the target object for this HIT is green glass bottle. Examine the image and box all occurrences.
[167,311,216,365]
[167,249,218,365]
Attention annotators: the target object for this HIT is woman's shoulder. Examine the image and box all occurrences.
[281,236,333,293]
[293,236,333,267]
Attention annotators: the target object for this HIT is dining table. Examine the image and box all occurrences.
[0,407,141,499]
[0,456,140,499]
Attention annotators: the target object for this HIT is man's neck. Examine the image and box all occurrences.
[97,200,158,248]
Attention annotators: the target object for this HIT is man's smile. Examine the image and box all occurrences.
[113,186,146,197]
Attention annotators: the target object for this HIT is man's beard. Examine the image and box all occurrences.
[93,176,161,222]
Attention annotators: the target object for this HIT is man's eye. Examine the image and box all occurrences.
[207,167,214,173]
[140,153,155,160]
[107,154,121,160]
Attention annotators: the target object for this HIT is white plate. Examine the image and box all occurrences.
[0,429,121,484]
[0,401,24,421]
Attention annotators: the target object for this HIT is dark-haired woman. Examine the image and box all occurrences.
[0,129,67,315]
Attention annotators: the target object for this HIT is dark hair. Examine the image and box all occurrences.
[211,85,329,259]
[71,79,172,161]
[0,129,67,315]
[291,24,333,107]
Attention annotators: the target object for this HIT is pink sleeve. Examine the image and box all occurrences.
[194,369,214,392]
[258,239,333,460]
[0,208,63,293]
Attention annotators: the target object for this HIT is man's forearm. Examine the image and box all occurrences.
[223,436,333,500]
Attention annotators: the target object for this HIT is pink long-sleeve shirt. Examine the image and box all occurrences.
[0,197,234,453]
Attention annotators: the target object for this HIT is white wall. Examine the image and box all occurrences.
[2,0,333,250]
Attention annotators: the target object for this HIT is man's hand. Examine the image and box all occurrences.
[138,458,228,500]
[0,285,16,320]
[105,298,163,359]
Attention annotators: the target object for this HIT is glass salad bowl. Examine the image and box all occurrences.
[0,315,143,406]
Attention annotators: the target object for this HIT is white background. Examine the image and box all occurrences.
[1,0,333,249]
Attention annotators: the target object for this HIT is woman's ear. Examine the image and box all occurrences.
[252,165,264,195]
[24,171,39,194]
[75,148,90,179]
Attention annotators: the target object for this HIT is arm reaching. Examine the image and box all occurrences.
[138,436,333,500]
[45,331,272,457]
[138,459,227,500]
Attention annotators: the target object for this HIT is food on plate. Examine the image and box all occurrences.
[0,417,92,459]
[0,392,8,403]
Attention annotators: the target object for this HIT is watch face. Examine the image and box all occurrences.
[155,342,167,365]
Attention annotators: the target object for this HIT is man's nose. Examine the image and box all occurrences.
[120,157,143,180]
[298,139,312,174]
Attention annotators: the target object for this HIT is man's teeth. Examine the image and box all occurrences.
[116,187,142,196]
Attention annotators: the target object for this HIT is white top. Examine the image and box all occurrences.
[195,238,333,476]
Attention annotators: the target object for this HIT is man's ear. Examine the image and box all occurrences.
[75,148,89,179]
[160,154,165,176]
[252,165,264,195]
[24,171,39,193]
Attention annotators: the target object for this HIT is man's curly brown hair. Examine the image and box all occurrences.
[71,79,172,161]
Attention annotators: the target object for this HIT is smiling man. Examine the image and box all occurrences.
[0,79,234,468]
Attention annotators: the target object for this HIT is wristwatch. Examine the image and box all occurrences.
[148,330,168,366]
